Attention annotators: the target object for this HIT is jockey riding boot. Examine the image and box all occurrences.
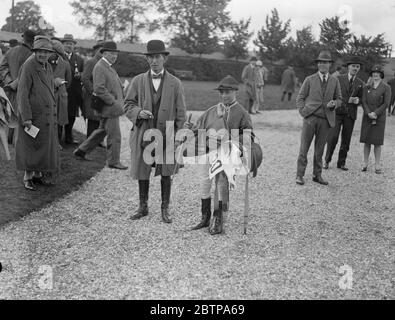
[130,180,149,220]
[161,176,172,224]
[191,198,211,230]
[209,201,224,235]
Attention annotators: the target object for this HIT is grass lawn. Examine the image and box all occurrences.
[0,130,106,227]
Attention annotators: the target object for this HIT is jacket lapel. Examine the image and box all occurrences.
[143,71,153,112]
[35,61,55,100]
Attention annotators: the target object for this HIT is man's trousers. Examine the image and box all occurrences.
[325,114,355,167]
[78,117,121,166]
[297,115,330,178]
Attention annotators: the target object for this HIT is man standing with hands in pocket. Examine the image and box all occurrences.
[324,57,364,171]
[296,51,342,186]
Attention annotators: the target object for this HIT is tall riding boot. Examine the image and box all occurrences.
[130,180,149,220]
[191,198,211,230]
[161,176,172,224]
[209,201,224,235]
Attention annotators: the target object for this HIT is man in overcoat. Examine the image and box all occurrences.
[81,40,104,138]
[73,41,127,170]
[15,36,59,191]
[0,29,36,145]
[324,57,364,171]
[281,65,296,102]
[124,40,187,224]
[61,34,84,145]
[241,57,258,114]
[296,51,342,186]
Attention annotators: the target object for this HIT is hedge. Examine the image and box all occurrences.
[112,52,248,82]
[111,52,371,85]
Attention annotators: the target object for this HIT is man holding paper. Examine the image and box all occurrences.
[15,36,59,191]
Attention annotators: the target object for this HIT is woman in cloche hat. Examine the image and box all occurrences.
[15,36,60,190]
[360,64,391,174]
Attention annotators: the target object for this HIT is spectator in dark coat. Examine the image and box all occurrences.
[61,34,84,145]
[15,36,59,191]
[81,40,104,138]
[48,40,72,143]
[324,57,364,171]
[387,72,395,116]
[360,65,391,174]
[281,66,296,102]
[0,29,35,144]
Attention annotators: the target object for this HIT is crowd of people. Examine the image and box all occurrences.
[0,29,393,235]
[296,51,392,186]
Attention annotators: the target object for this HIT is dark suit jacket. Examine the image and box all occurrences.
[387,78,395,106]
[66,52,84,114]
[337,74,364,120]
[296,72,342,128]
[81,52,101,120]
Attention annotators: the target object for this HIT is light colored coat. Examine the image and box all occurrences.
[124,70,187,180]
[92,58,124,119]
[15,55,59,172]
[296,72,342,128]
[241,64,256,99]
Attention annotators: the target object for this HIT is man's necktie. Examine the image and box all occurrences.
[152,73,162,79]
[349,76,354,87]
[323,74,327,85]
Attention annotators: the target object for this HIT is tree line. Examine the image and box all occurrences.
[1,1,391,68]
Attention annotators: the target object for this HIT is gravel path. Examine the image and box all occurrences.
[0,110,394,299]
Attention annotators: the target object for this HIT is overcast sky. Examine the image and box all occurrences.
[0,0,394,51]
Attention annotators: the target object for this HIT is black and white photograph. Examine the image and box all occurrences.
[0,0,394,305]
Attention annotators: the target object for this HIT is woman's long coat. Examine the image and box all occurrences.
[15,55,59,172]
[52,57,72,126]
[124,70,186,180]
[360,81,391,146]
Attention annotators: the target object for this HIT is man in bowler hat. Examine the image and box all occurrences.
[124,40,186,224]
[74,41,128,170]
[324,56,364,171]
[296,51,342,186]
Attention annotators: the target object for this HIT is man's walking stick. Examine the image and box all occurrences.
[244,173,249,235]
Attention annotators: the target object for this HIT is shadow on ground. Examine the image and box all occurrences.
[0,131,106,227]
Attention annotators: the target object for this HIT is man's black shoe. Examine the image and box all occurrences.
[313,176,329,185]
[65,139,79,145]
[337,164,349,171]
[108,163,128,170]
[323,162,329,170]
[73,149,92,161]
[24,180,37,191]
[296,176,305,185]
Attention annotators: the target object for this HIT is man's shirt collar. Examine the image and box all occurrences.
[102,57,112,66]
